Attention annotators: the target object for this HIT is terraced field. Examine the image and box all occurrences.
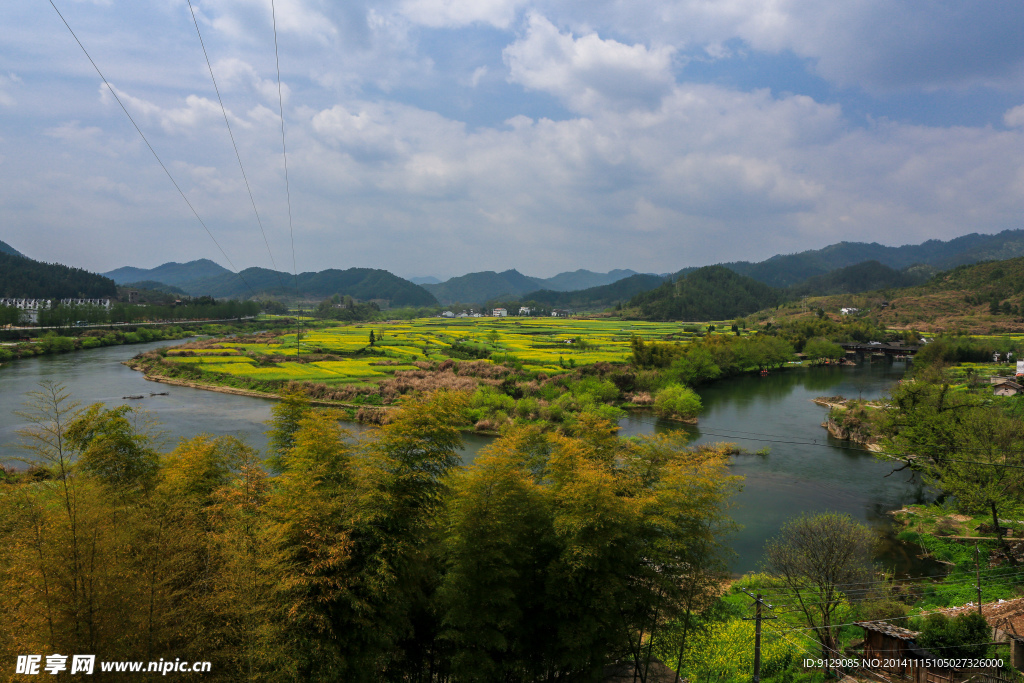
[161,318,720,386]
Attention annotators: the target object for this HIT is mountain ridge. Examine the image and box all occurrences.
[0,239,24,258]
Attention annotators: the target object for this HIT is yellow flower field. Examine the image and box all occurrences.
[165,317,726,386]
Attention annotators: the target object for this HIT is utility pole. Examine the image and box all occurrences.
[976,544,983,614]
[742,591,777,683]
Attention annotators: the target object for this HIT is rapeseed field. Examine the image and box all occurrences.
[161,317,713,385]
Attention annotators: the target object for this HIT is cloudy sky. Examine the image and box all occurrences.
[1,0,1023,279]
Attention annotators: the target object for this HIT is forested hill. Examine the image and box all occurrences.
[689,229,1024,288]
[423,269,543,305]
[104,259,231,286]
[0,239,23,257]
[0,251,117,299]
[423,268,642,304]
[182,267,438,307]
[519,274,666,308]
[789,260,926,297]
[628,266,781,321]
[539,268,639,291]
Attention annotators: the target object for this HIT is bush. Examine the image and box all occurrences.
[915,612,990,659]
[571,377,619,403]
[654,384,702,419]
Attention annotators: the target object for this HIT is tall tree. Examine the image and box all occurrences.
[763,512,876,665]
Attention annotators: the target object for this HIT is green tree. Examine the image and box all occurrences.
[670,347,722,386]
[763,512,876,665]
[66,404,159,494]
[881,380,1024,543]
[265,391,311,472]
[654,384,702,419]
[804,337,845,365]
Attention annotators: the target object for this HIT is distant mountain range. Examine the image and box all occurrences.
[686,229,1024,288]
[421,268,640,305]
[105,259,231,287]
[513,274,668,309]
[4,227,1018,313]
[105,261,437,307]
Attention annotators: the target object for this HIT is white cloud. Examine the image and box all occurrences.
[398,0,527,29]
[213,58,290,106]
[537,0,1024,92]
[1005,104,1024,128]
[504,14,676,112]
[101,85,249,134]
[4,0,1024,276]
[469,66,488,87]
[197,0,337,44]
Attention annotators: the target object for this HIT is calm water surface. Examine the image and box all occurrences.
[0,338,491,461]
[619,360,935,574]
[1,345,930,575]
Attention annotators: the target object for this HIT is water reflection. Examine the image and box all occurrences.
[619,361,939,576]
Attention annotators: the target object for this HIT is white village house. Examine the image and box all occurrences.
[0,298,112,324]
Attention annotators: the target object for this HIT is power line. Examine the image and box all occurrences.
[47,0,256,299]
[185,0,284,290]
[270,0,302,353]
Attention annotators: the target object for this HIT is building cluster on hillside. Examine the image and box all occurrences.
[0,297,112,323]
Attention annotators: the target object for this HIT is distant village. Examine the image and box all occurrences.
[0,297,112,323]
[439,306,572,318]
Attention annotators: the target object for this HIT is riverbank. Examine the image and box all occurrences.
[2,334,927,575]
[0,318,301,366]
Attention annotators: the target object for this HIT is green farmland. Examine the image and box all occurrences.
[158,317,720,385]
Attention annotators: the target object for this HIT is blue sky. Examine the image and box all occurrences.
[1,0,1022,279]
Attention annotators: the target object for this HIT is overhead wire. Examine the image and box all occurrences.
[185,0,284,290]
[269,0,298,296]
[47,0,257,298]
[270,0,303,352]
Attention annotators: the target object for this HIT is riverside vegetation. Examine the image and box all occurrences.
[127,318,817,432]
[6,320,1024,680]
[0,383,741,682]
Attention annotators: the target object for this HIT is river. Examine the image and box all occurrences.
[1,342,931,575]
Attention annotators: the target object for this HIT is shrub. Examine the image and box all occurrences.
[653,384,702,419]
[915,612,990,659]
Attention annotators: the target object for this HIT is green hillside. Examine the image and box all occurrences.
[789,260,925,297]
[0,251,117,299]
[538,268,638,292]
[692,229,1024,288]
[423,269,543,304]
[183,267,437,307]
[760,256,1024,334]
[628,266,781,321]
[520,274,666,309]
[104,259,232,286]
[122,280,188,295]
